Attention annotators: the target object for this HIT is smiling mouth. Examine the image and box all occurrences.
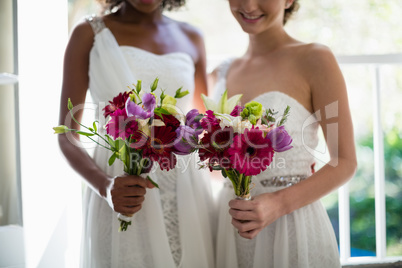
[240,12,264,22]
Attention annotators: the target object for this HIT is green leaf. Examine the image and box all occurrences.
[201,94,218,111]
[267,108,278,116]
[76,131,95,137]
[93,121,98,133]
[210,165,223,171]
[278,105,291,126]
[221,169,227,178]
[108,153,117,166]
[147,176,159,188]
[219,90,228,114]
[118,144,127,161]
[136,80,142,94]
[267,115,276,122]
[114,138,125,152]
[174,87,189,98]
[154,107,170,115]
[226,93,243,114]
[67,98,73,110]
[150,77,159,92]
[106,134,115,147]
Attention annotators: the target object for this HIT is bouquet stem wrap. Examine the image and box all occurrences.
[225,169,252,200]
[235,194,251,201]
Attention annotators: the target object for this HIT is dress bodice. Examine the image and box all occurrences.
[213,59,320,179]
[86,16,195,115]
[120,46,195,112]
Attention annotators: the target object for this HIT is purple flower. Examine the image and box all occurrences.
[185,109,202,134]
[186,109,199,126]
[174,125,198,155]
[126,98,151,119]
[266,126,293,152]
[230,105,244,117]
[142,93,156,113]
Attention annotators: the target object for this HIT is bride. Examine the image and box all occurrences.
[209,0,357,267]
[57,0,214,267]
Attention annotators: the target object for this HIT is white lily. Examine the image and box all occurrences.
[151,119,165,127]
[137,119,151,136]
[215,113,239,129]
[232,117,252,134]
[201,89,242,114]
[138,118,165,137]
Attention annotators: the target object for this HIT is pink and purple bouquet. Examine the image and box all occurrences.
[54,78,201,231]
[198,90,293,199]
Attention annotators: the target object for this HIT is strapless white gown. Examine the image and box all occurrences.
[213,59,341,268]
[80,16,215,268]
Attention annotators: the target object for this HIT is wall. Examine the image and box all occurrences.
[0,0,20,227]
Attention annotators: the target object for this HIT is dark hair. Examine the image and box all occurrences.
[97,0,186,12]
[284,0,299,25]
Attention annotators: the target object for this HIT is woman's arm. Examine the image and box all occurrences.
[229,44,357,239]
[181,23,208,113]
[58,21,152,216]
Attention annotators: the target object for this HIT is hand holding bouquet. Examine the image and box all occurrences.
[54,78,201,231]
[198,90,293,199]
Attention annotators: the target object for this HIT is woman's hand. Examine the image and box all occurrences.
[105,174,155,216]
[229,192,283,239]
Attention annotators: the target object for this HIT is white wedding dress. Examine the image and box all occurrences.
[80,16,215,268]
[213,59,341,268]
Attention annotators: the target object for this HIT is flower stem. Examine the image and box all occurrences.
[236,173,243,197]
[69,108,112,146]
[118,219,131,232]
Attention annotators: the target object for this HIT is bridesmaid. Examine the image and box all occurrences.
[210,0,356,267]
[58,0,214,267]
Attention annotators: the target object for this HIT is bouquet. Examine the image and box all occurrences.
[198,90,293,199]
[54,78,201,231]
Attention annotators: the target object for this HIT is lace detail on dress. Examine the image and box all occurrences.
[216,58,234,80]
[86,15,106,34]
[235,232,256,268]
[158,170,182,266]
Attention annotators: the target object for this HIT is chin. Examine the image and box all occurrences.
[239,24,263,35]
[233,17,264,35]
[127,0,163,13]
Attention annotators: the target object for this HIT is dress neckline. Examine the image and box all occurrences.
[119,45,193,64]
[88,15,194,64]
[252,91,313,116]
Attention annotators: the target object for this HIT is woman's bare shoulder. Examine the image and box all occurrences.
[294,42,337,68]
[165,18,205,47]
[68,19,95,45]
[289,42,340,81]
